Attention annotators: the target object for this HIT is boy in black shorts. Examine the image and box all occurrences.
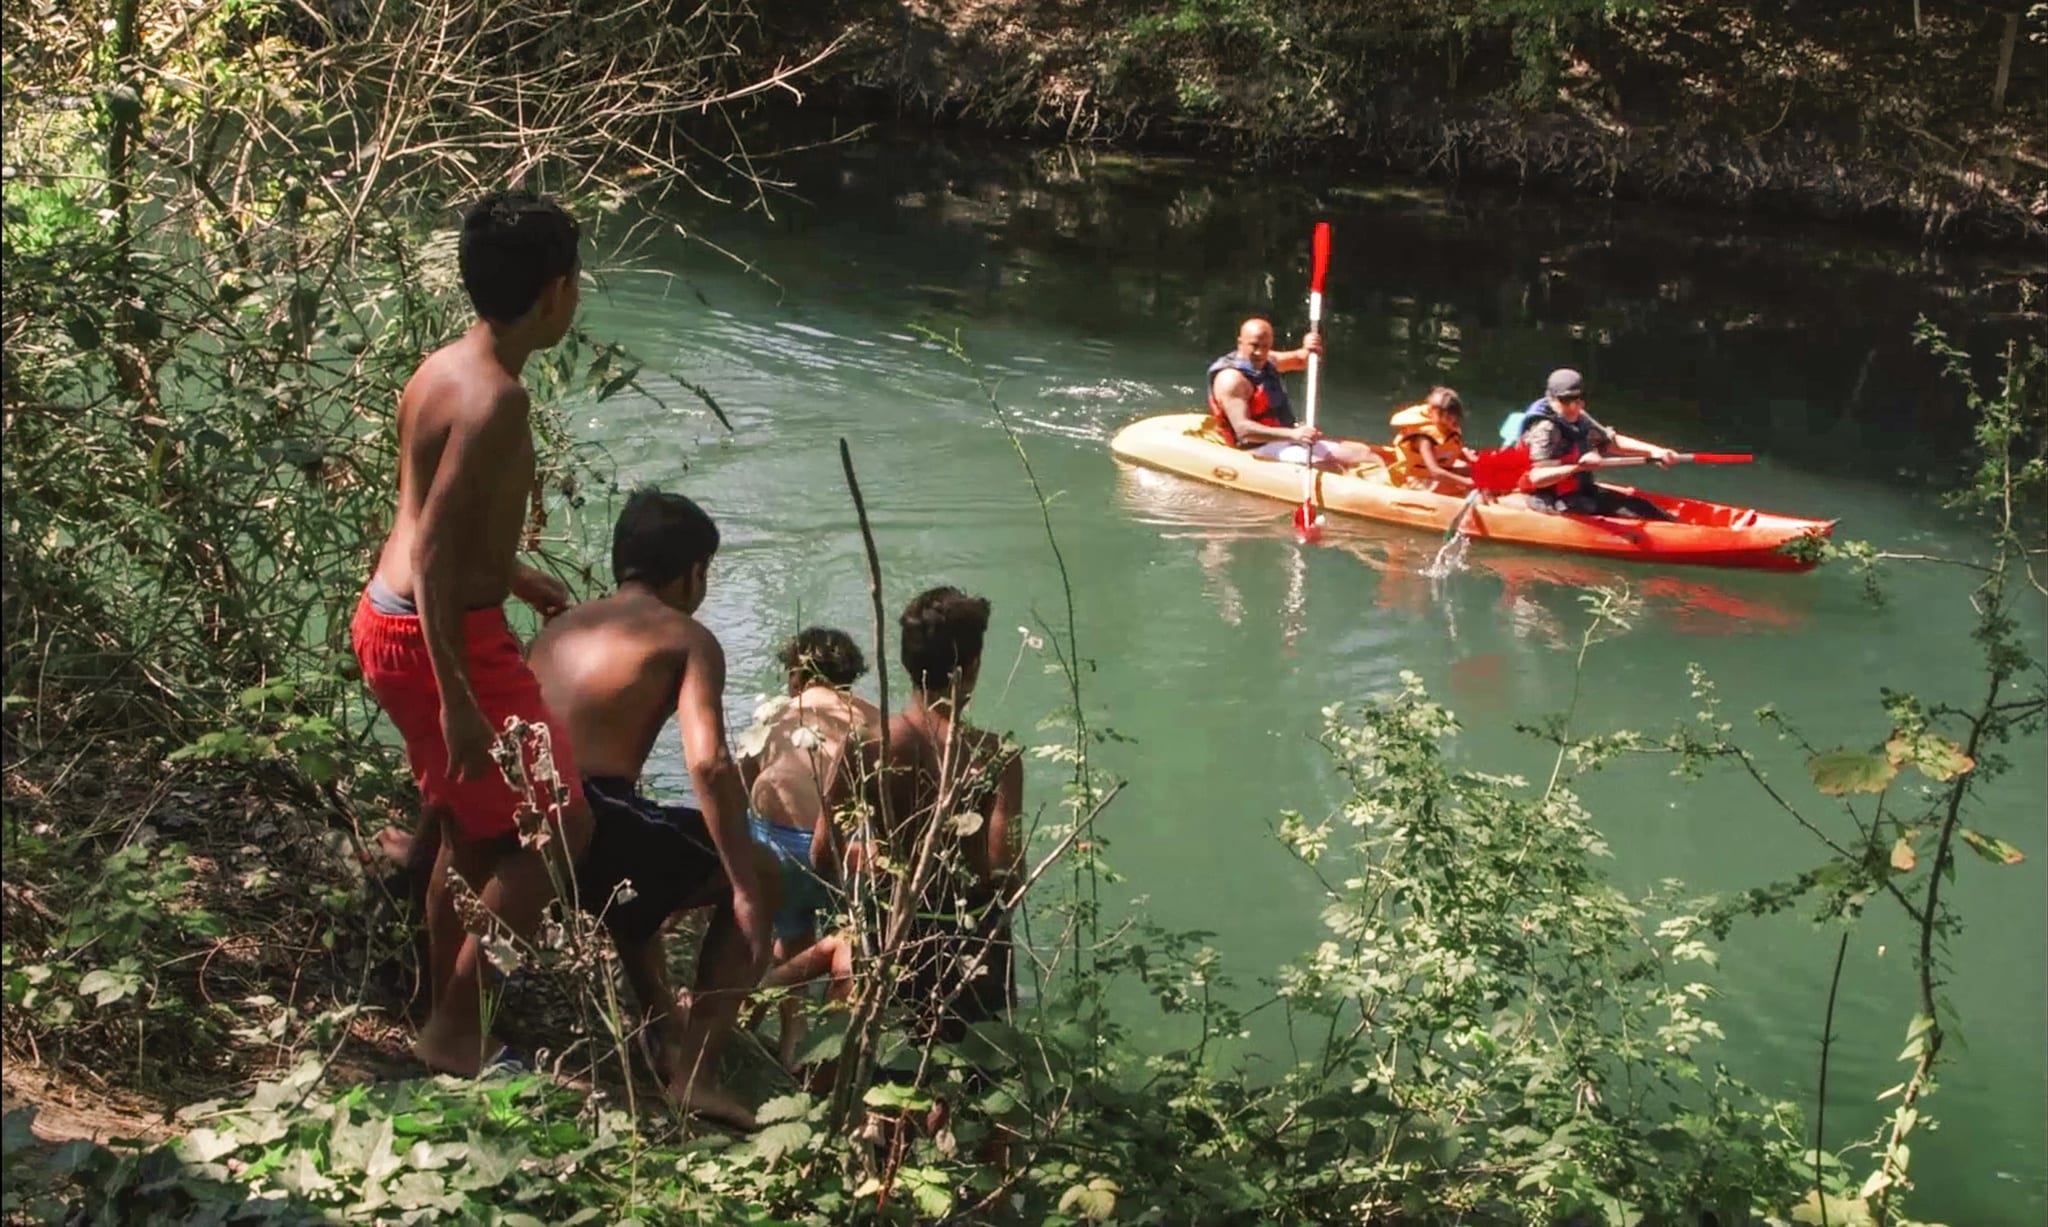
[526,489,778,1129]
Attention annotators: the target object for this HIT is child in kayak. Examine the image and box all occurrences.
[739,626,878,1066]
[1388,387,1475,490]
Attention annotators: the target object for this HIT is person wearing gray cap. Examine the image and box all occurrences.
[1500,368,1678,520]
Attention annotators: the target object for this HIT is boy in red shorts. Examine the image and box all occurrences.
[351,189,593,1077]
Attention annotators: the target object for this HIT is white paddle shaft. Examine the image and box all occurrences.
[1300,290,1323,504]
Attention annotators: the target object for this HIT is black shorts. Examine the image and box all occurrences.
[573,776,725,944]
[866,890,1016,1043]
[1528,483,1675,522]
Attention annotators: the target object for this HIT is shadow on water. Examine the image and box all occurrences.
[1112,461,1816,643]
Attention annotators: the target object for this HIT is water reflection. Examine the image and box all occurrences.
[1113,462,1814,643]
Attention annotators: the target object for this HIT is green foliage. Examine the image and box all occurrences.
[1262,674,1807,1222]
[1106,0,1656,149]
[1633,320,2043,1220]
[2,831,222,1054]
[1,665,1829,1224]
[166,674,360,786]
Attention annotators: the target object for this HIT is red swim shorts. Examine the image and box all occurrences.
[350,592,584,841]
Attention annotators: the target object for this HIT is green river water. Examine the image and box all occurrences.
[561,138,2045,1223]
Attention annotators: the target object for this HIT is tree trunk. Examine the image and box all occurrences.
[1991,9,2018,113]
[1912,0,1922,35]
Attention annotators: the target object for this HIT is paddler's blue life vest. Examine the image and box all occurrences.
[1207,354,1296,448]
[1500,398,1597,495]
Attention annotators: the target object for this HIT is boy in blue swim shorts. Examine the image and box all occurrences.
[739,626,877,1065]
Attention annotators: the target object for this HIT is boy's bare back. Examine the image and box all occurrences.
[870,715,1021,890]
[747,688,878,834]
[370,332,537,609]
[526,589,713,781]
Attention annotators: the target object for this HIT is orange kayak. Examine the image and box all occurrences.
[1109,414,1834,572]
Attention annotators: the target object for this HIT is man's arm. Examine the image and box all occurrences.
[1518,419,1587,492]
[1603,427,1678,467]
[1214,371,1314,445]
[412,389,525,783]
[1269,330,1324,374]
[675,626,770,972]
[510,562,573,619]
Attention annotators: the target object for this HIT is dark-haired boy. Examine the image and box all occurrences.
[525,489,775,1129]
[815,587,1023,1042]
[739,626,878,1064]
[353,189,593,1077]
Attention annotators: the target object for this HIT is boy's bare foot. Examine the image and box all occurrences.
[666,1074,758,1132]
[412,1014,487,1077]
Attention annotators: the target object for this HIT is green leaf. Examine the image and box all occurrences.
[792,1017,846,1066]
[975,1087,1022,1118]
[1806,750,1898,796]
[450,1131,521,1191]
[177,1128,241,1164]
[751,1121,812,1166]
[298,750,338,783]
[1057,1177,1120,1222]
[274,1145,337,1197]
[387,1170,464,1214]
[862,1083,932,1111]
[182,910,226,938]
[1960,829,2025,865]
[904,1170,954,1219]
[755,1094,810,1124]
[1789,1190,1873,1226]
[77,965,141,1007]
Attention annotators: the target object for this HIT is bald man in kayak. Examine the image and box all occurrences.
[1208,317,1378,471]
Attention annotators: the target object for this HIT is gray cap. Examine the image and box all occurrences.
[1546,368,1585,398]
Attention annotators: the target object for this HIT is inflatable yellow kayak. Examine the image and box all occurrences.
[1109,413,1833,571]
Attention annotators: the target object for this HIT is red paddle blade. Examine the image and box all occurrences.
[1690,453,1754,464]
[1472,445,1533,495]
[1310,222,1331,294]
[1293,501,1323,542]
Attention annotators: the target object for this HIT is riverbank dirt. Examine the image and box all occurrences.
[769,1,2044,249]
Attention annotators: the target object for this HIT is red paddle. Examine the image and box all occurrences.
[1293,222,1332,543]
[1441,445,1535,541]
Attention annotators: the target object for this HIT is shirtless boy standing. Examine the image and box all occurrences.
[526,489,775,1128]
[739,627,878,1063]
[352,190,591,1077]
